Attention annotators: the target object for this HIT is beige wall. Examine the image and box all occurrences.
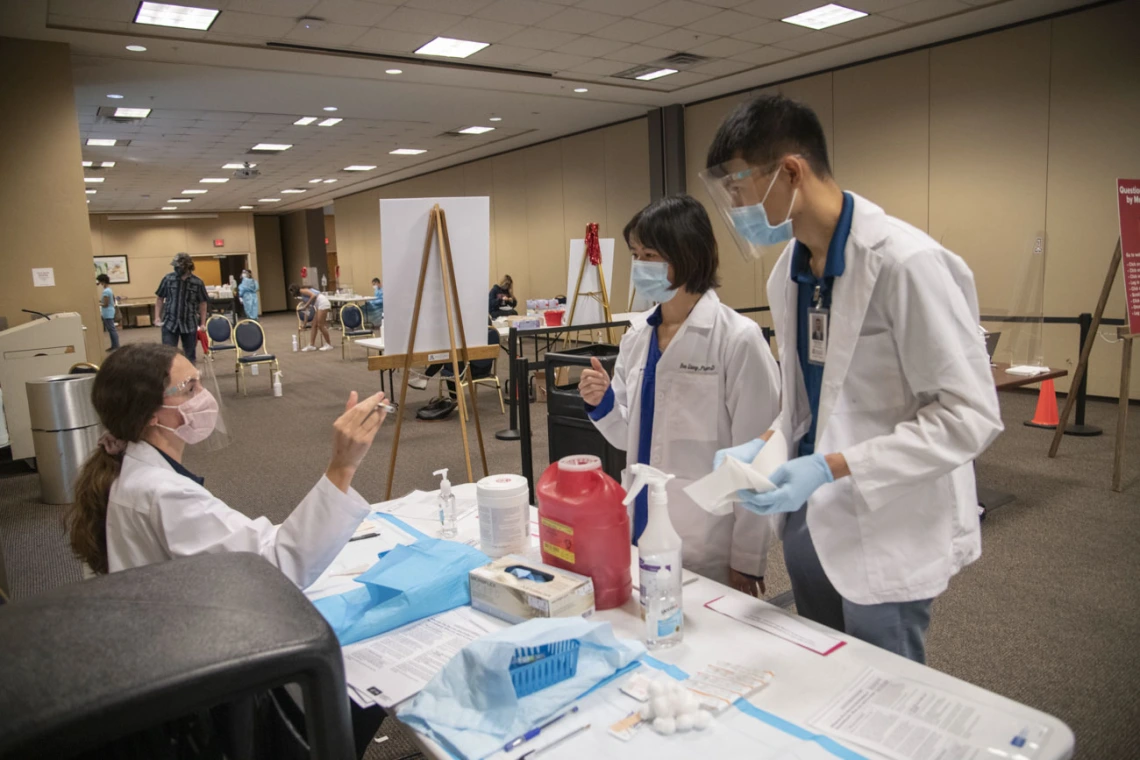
[280,209,327,288]
[253,215,286,313]
[0,38,101,359]
[88,212,257,300]
[334,119,650,311]
[684,1,1140,399]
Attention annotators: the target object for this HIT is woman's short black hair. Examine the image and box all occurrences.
[622,210,641,246]
[96,274,111,285]
[631,195,720,295]
[706,93,832,177]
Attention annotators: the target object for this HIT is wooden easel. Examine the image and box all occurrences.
[564,226,616,347]
[370,205,490,499]
[1049,239,1134,491]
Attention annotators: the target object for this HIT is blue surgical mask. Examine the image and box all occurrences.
[631,260,676,303]
[728,166,797,246]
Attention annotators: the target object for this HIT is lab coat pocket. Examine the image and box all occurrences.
[838,332,906,413]
[663,372,720,481]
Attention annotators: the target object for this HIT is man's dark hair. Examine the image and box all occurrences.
[632,195,720,295]
[96,274,111,285]
[706,94,832,177]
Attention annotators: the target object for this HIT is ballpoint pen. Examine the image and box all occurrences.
[501,706,579,753]
[364,400,398,421]
[518,723,591,760]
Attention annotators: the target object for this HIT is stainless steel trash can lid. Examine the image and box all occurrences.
[26,374,100,432]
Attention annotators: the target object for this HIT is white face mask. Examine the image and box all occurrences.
[158,388,219,444]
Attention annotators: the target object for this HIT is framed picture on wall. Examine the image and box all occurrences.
[94,255,130,284]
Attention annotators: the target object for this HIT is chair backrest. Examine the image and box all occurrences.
[234,320,265,354]
[206,315,232,344]
[69,362,99,374]
[296,303,313,327]
[341,303,363,330]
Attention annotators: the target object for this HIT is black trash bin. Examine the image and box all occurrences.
[545,344,624,482]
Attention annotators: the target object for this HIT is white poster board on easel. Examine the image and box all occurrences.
[565,238,614,326]
[381,197,490,355]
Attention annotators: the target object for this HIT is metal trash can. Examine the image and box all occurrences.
[26,375,102,505]
[545,345,624,482]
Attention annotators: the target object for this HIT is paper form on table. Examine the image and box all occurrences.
[705,594,845,656]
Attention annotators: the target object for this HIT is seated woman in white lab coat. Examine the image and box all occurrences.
[578,195,781,594]
[67,342,389,589]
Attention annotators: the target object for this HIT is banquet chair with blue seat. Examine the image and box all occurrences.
[339,303,373,361]
[234,319,279,396]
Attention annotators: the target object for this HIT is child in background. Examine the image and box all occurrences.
[97,273,119,351]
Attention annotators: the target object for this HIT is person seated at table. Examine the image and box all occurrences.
[578,195,780,592]
[489,274,517,318]
[66,342,389,588]
[366,276,384,332]
[290,283,333,351]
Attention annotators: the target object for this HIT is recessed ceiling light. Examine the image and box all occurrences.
[113,107,151,118]
[259,198,281,203]
[87,138,117,146]
[223,162,255,169]
[101,161,116,167]
[281,189,306,194]
[386,69,402,75]
[323,106,338,112]
[82,160,93,167]
[84,177,105,183]
[323,179,338,184]
[489,116,502,122]
[86,200,90,204]
[162,206,178,210]
[317,117,342,127]
[125,45,147,52]
[181,189,207,194]
[389,149,425,156]
[168,198,191,203]
[107,94,124,99]
[458,126,495,134]
[294,116,318,126]
[573,88,588,93]
[86,189,97,194]
[635,68,677,81]
[344,165,377,171]
[134,2,220,31]
[782,3,867,30]
[309,178,324,183]
[239,205,254,210]
[415,37,489,59]
[200,177,228,183]
[251,143,291,151]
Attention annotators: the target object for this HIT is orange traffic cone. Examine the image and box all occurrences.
[1024,378,1059,429]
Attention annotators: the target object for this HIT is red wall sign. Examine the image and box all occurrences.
[301,266,308,278]
[1117,179,1140,336]
[213,238,224,248]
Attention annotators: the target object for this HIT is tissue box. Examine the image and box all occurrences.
[469,556,595,624]
[506,315,541,330]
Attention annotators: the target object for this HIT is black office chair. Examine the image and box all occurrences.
[0,553,354,760]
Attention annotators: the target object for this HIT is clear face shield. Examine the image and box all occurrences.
[160,359,233,452]
[698,158,795,263]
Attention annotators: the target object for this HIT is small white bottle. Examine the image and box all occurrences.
[435,468,458,539]
[292,334,299,352]
[272,371,283,397]
[646,567,683,650]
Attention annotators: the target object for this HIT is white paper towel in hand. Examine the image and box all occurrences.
[683,430,789,515]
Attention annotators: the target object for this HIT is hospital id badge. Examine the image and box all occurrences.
[808,307,828,365]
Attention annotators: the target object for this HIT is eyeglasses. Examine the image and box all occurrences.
[164,373,201,397]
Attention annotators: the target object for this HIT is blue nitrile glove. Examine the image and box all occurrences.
[737,453,835,515]
[714,437,766,470]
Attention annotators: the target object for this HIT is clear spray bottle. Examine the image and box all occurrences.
[435,468,457,539]
[623,464,683,647]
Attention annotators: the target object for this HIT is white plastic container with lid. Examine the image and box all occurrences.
[476,473,529,558]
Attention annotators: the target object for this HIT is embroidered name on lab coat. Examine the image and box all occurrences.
[678,363,716,373]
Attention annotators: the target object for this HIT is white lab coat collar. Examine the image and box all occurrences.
[123,439,178,472]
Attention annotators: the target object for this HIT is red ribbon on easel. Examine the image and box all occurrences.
[585,222,601,266]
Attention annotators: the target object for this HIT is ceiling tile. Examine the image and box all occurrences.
[225,0,322,17]
[501,27,580,50]
[536,8,624,34]
[735,0,822,19]
[690,57,755,75]
[379,7,465,34]
[636,0,721,26]
[307,0,396,26]
[642,27,717,51]
[49,0,150,21]
[465,43,542,63]
[883,0,971,22]
[687,35,755,58]
[522,51,592,71]
[207,11,297,39]
[843,0,922,11]
[555,35,630,57]
[603,43,674,64]
[474,0,564,26]
[730,44,795,64]
[567,58,635,75]
[731,20,809,44]
[350,27,434,53]
[573,0,661,15]
[286,21,370,46]
[442,16,525,43]
[689,0,754,7]
[685,9,767,35]
[825,14,904,38]
[593,18,672,43]
[773,30,844,52]
[405,0,494,13]
[647,70,707,87]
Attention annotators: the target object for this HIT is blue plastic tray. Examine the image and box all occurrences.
[509,639,580,698]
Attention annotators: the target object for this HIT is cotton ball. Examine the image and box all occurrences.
[693,710,712,731]
[647,680,666,698]
[651,696,674,719]
[652,717,677,736]
[675,713,695,732]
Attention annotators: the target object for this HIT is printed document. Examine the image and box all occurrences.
[706,595,845,655]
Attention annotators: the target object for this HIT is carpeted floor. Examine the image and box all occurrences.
[1,312,1137,758]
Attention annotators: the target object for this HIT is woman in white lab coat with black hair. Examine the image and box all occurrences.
[578,195,780,592]
[67,342,389,589]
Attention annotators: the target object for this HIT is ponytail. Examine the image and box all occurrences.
[67,448,123,574]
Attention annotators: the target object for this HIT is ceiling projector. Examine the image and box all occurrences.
[232,163,260,179]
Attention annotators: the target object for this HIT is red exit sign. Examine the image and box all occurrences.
[213,238,224,247]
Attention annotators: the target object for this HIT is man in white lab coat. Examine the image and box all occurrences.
[701,94,1003,663]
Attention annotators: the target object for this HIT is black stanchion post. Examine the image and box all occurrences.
[515,354,535,505]
[1065,312,1103,436]
[495,326,521,441]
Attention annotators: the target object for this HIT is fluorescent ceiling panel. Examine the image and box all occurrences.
[113,107,151,118]
[344,165,377,170]
[87,138,117,146]
[134,2,220,31]
[635,68,678,81]
[294,116,318,126]
[317,118,342,127]
[251,143,291,151]
[782,4,867,30]
[389,149,425,156]
[415,37,489,58]
[458,126,495,134]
